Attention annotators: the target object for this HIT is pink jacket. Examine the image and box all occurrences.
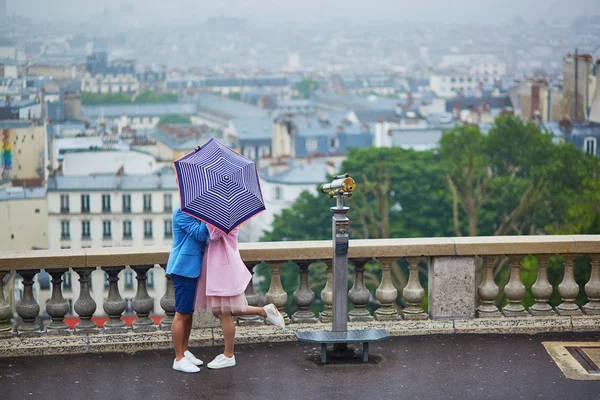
[202,224,252,297]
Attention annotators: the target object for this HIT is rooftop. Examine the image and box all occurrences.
[48,173,177,191]
[150,124,234,151]
[0,186,46,201]
[262,160,332,185]
[61,150,157,176]
[82,103,198,119]
[197,94,269,120]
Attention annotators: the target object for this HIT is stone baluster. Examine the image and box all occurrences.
[159,264,176,330]
[319,259,333,323]
[292,261,317,323]
[556,255,583,316]
[476,256,501,317]
[348,258,373,321]
[530,255,557,316]
[0,271,13,337]
[401,257,427,320]
[375,258,399,320]
[238,262,263,326]
[265,261,289,324]
[102,267,127,334]
[131,265,157,332]
[74,268,98,334]
[45,269,71,335]
[16,270,41,336]
[502,256,529,317]
[583,255,600,315]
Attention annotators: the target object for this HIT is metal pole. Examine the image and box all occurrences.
[574,48,579,121]
[331,194,349,333]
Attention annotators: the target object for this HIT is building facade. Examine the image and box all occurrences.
[47,174,178,250]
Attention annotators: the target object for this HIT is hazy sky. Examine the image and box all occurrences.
[7,0,600,24]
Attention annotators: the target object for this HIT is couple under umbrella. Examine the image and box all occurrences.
[166,138,285,373]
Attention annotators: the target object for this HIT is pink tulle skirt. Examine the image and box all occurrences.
[194,261,248,313]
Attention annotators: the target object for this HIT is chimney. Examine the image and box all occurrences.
[589,60,600,123]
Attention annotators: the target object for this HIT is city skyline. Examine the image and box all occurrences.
[7,0,600,25]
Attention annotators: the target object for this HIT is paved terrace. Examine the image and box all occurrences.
[1,236,600,398]
[1,333,600,400]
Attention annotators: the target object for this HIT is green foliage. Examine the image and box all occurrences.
[81,92,132,105]
[261,190,331,242]
[80,91,177,105]
[134,91,177,104]
[158,114,191,125]
[256,114,599,316]
[227,91,242,101]
[296,78,320,99]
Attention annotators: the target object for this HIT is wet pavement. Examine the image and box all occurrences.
[1,333,599,400]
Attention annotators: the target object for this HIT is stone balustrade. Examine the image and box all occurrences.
[0,235,599,341]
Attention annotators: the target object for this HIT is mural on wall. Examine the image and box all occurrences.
[1,129,12,179]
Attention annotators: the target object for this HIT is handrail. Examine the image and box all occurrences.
[0,235,598,271]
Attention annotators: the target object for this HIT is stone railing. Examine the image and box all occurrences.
[0,235,599,346]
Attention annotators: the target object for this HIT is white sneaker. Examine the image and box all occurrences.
[207,354,236,369]
[264,303,285,328]
[184,350,203,366]
[173,357,200,373]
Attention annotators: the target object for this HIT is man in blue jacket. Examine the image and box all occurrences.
[166,206,209,373]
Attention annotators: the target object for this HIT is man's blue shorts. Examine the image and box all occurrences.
[170,274,198,314]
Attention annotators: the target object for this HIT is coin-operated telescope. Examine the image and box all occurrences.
[320,173,356,198]
[296,173,389,363]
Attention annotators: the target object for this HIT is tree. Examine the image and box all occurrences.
[133,91,177,104]
[296,78,320,99]
[260,190,332,242]
[439,115,597,236]
[261,146,452,241]
[158,114,191,124]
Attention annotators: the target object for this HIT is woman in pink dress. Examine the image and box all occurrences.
[195,224,285,370]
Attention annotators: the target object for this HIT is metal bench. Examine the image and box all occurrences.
[296,329,390,363]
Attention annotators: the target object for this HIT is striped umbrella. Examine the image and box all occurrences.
[174,138,265,234]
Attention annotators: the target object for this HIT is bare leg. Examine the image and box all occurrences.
[172,312,192,361]
[215,312,236,358]
[231,306,267,317]
[183,312,193,352]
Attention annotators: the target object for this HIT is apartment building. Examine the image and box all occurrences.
[47,173,178,250]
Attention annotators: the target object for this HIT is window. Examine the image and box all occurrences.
[124,271,134,290]
[103,220,112,239]
[584,137,597,156]
[164,194,172,212]
[122,194,131,213]
[60,221,70,239]
[306,138,318,152]
[81,194,90,213]
[123,220,132,239]
[60,195,70,213]
[328,137,340,151]
[275,186,282,200]
[102,194,111,212]
[67,299,73,314]
[164,220,173,238]
[143,194,152,212]
[144,220,153,239]
[63,272,72,291]
[147,270,154,289]
[81,220,91,239]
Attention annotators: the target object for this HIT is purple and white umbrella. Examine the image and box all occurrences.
[174,138,265,234]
